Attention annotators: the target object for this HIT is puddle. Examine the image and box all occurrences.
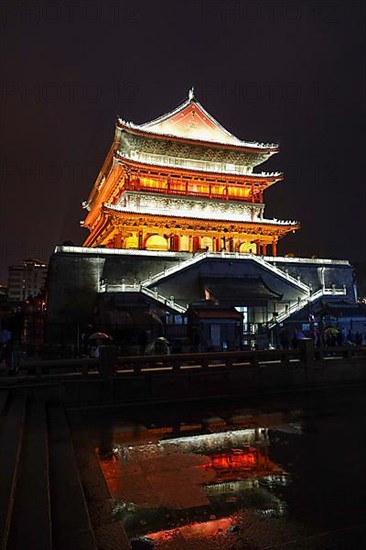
[93,390,366,548]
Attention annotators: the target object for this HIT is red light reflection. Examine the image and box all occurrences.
[97,450,122,496]
[197,447,282,482]
[147,516,234,542]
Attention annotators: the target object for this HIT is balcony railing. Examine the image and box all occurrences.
[122,181,258,203]
[268,287,347,327]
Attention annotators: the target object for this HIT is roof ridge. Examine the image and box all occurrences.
[119,90,259,147]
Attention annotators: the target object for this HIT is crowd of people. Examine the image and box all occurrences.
[279,325,364,350]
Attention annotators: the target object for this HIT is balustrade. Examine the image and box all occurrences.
[15,346,366,379]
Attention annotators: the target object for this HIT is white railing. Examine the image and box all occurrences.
[250,255,311,293]
[141,251,310,293]
[99,282,186,313]
[140,286,186,313]
[140,251,208,287]
[268,287,347,327]
[98,261,347,321]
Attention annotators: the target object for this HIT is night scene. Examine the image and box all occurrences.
[0,1,365,549]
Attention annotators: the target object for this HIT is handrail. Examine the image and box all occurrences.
[250,255,311,292]
[99,253,347,323]
[99,282,186,313]
[268,287,347,327]
[140,251,208,287]
[140,251,311,293]
[13,345,366,380]
[140,286,186,313]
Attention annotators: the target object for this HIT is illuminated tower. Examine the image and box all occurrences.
[82,89,299,256]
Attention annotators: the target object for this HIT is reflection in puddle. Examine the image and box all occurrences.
[98,420,291,544]
[147,516,234,543]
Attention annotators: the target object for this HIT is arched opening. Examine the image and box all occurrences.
[145,234,169,251]
[239,242,257,254]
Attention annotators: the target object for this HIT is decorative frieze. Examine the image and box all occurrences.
[116,191,262,221]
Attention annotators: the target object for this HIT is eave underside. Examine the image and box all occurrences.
[116,128,277,167]
[83,208,299,248]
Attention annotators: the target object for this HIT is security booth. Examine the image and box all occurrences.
[187,300,243,352]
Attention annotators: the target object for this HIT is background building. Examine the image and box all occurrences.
[7,259,48,303]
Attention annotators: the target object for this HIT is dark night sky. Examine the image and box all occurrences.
[0,0,365,282]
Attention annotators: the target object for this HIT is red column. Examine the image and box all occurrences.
[193,236,200,252]
[114,233,122,248]
[171,235,180,251]
[272,240,277,256]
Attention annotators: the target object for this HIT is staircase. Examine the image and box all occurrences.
[268,287,347,328]
[99,283,187,313]
[140,251,311,294]
[140,251,208,287]
[250,255,311,293]
[0,391,130,550]
[100,252,313,315]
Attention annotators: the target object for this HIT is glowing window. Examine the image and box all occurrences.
[140,177,167,189]
[170,181,186,192]
[239,242,257,254]
[125,236,138,248]
[145,235,169,251]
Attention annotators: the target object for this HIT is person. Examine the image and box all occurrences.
[336,328,344,346]
[292,327,305,348]
[0,329,12,366]
[91,344,100,358]
[279,328,290,350]
[138,330,148,355]
[3,341,13,373]
[310,326,320,347]
[355,332,362,346]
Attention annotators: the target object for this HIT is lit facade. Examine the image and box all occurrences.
[46,92,363,350]
[82,90,299,256]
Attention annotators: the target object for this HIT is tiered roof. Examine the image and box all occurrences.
[82,90,299,249]
[119,88,277,150]
[115,89,279,169]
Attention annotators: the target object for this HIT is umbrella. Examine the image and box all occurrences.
[324,327,338,335]
[89,332,113,341]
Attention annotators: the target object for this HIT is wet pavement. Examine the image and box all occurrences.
[81,387,366,548]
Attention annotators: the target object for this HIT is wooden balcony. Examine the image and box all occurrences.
[124,181,261,204]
